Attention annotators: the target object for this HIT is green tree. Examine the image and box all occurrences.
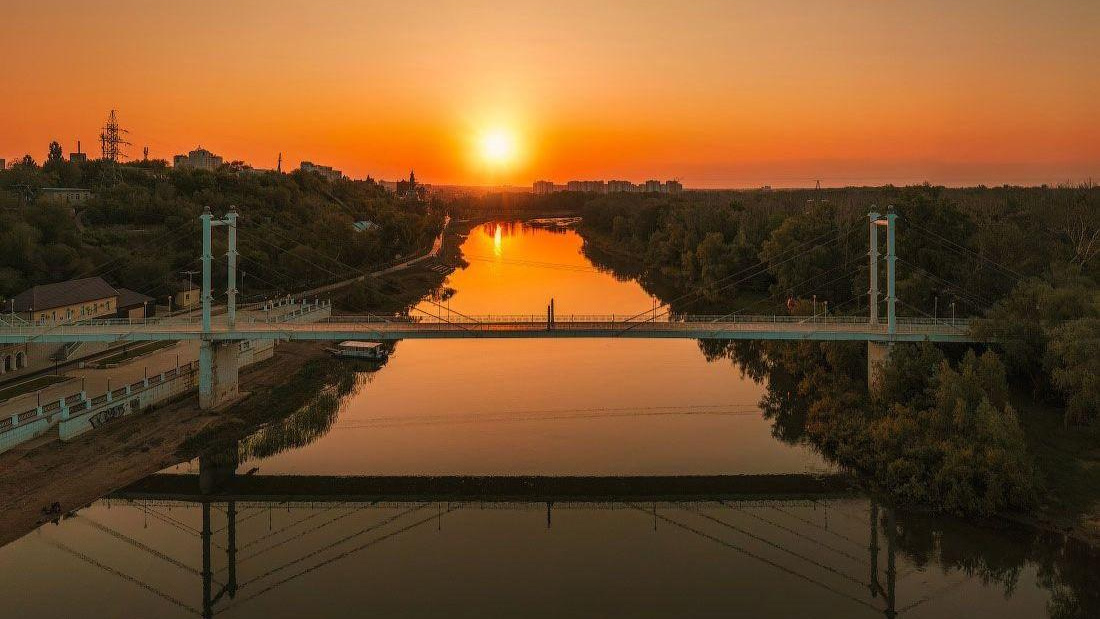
[1045,318,1100,426]
[47,141,64,163]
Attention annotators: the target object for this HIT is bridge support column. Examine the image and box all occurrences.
[868,211,880,325]
[885,211,897,336]
[199,340,239,409]
[867,341,891,390]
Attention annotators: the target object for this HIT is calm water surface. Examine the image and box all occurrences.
[0,222,1093,618]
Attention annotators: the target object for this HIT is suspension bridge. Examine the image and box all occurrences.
[0,208,989,409]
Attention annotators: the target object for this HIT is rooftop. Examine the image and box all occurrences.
[12,277,119,312]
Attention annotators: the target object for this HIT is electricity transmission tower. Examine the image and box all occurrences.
[99,110,131,161]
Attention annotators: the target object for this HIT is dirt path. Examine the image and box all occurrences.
[0,341,326,547]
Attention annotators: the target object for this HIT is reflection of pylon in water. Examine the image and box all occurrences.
[99,110,131,161]
[869,501,898,619]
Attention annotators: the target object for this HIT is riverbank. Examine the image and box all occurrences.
[580,234,768,314]
[0,341,328,547]
[576,225,1100,549]
[0,219,469,545]
[332,219,471,314]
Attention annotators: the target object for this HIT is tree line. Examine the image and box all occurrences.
[0,157,443,303]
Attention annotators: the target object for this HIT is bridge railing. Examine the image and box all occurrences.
[0,311,973,336]
[317,313,973,328]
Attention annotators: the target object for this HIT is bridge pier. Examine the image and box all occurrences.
[199,340,240,409]
[867,341,892,390]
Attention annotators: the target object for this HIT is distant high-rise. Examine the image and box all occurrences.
[174,147,224,171]
[533,180,556,194]
[299,161,343,181]
[534,178,683,194]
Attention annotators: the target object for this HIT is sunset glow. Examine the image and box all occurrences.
[2,1,1098,186]
[479,129,518,167]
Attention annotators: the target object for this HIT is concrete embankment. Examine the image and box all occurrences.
[0,341,330,547]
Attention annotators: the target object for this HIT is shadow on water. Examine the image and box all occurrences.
[101,438,1100,619]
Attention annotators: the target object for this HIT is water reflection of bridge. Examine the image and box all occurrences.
[71,461,931,619]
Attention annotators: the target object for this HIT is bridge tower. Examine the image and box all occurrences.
[867,209,898,387]
[199,207,241,409]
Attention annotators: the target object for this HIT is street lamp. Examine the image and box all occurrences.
[181,269,199,322]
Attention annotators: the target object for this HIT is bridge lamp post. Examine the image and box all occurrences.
[181,269,199,323]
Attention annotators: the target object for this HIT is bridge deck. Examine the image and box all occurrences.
[0,314,977,343]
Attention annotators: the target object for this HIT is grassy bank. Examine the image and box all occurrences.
[177,348,362,458]
[333,221,471,315]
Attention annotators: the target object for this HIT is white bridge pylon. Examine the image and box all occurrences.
[198,206,240,409]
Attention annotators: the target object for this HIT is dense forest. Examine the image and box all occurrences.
[563,184,1100,517]
[0,156,442,303]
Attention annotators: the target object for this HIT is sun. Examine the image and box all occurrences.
[478,129,518,166]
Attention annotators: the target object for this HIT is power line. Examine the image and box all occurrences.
[907,222,1026,283]
[689,507,870,588]
[640,507,879,612]
[76,514,202,576]
[617,220,864,335]
[46,539,201,616]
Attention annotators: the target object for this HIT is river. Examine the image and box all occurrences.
[0,220,1094,618]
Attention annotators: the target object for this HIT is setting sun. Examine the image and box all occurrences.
[478,129,518,167]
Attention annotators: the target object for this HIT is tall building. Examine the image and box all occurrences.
[565,180,606,193]
[535,178,683,194]
[0,159,6,171]
[174,147,224,171]
[299,161,343,181]
[533,180,556,195]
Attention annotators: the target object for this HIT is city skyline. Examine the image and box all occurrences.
[3,1,1098,188]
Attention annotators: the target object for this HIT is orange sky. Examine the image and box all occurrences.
[3,0,1098,187]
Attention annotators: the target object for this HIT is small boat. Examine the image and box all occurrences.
[326,341,390,360]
